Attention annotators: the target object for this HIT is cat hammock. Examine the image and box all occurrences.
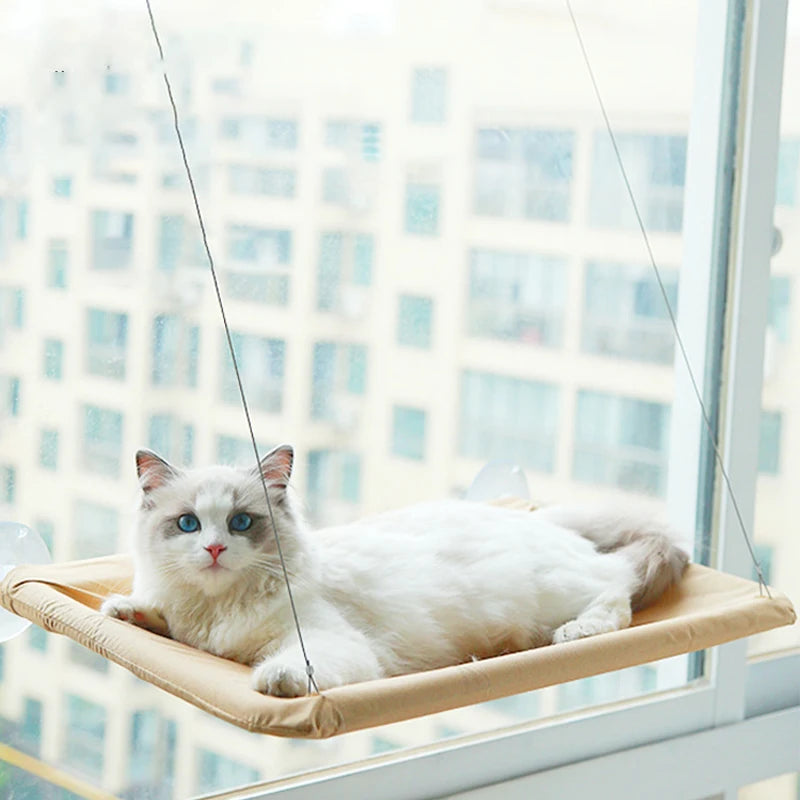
[0,500,794,738]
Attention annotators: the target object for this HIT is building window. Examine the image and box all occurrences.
[468,250,566,346]
[68,642,109,673]
[758,410,782,475]
[221,333,285,413]
[0,286,24,329]
[129,710,177,790]
[182,424,195,466]
[43,338,64,380]
[148,414,195,467]
[589,132,687,232]
[405,183,440,235]
[28,626,47,653]
[157,215,206,273]
[582,261,678,363]
[39,429,59,471]
[768,275,791,343]
[104,72,129,94]
[53,177,72,197]
[324,119,382,162]
[228,165,296,198]
[91,210,134,270]
[86,308,128,380]
[264,118,298,149]
[397,295,433,348]
[16,199,28,239]
[221,116,297,150]
[307,450,362,519]
[226,225,292,304]
[311,342,367,422]
[411,67,447,124]
[753,544,774,585]
[459,371,559,472]
[573,390,670,496]
[1,375,20,416]
[19,697,43,757]
[317,232,373,312]
[64,694,106,780]
[775,139,799,207]
[475,128,574,222]
[81,405,123,477]
[47,240,69,288]
[216,435,270,467]
[152,315,200,388]
[196,749,260,795]
[158,215,183,273]
[1,464,15,504]
[74,500,119,560]
[322,166,350,206]
[392,406,427,460]
[34,518,54,552]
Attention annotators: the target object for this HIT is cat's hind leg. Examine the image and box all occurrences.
[551,589,632,644]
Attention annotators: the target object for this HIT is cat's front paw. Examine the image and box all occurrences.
[251,660,309,697]
[101,595,169,636]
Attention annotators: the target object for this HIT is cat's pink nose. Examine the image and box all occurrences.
[205,544,227,562]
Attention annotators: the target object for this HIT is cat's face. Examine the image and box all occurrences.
[135,446,298,596]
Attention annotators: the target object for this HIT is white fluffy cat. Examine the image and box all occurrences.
[101,445,689,697]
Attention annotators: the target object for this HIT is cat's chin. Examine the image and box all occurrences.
[193,565,241,596]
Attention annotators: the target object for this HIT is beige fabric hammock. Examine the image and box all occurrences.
[0,547,794,738]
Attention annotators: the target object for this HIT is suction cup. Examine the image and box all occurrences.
[465,461,530,503]
[0,522,52,642]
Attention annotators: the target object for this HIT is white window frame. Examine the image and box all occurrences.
[206,2,798,798]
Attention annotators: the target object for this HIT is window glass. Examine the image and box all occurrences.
[751,23,800,655]
[0,1,713,796]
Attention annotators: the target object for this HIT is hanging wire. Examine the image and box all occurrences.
[565,0,771,597]
[143,0,319,692]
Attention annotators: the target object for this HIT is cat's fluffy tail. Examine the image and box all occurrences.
[535,505,690,611]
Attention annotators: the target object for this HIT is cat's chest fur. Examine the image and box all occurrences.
[161,590,284,665]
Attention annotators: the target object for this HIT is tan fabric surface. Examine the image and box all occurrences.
[0,553,795,738]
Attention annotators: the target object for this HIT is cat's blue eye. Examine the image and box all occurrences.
[229,513,253,532]
[177,513,200,533]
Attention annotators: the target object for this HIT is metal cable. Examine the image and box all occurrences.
[143,0,319,692]
[565,0,770,596]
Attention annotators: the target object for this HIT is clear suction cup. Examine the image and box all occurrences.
[0,521,52,643]
[465,461,530,503]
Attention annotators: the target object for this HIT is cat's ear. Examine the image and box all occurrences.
[136,449,178,494]
[256,444,294,489]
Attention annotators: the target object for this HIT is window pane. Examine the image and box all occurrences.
[0,1,712,795]
[751,50,800,655]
